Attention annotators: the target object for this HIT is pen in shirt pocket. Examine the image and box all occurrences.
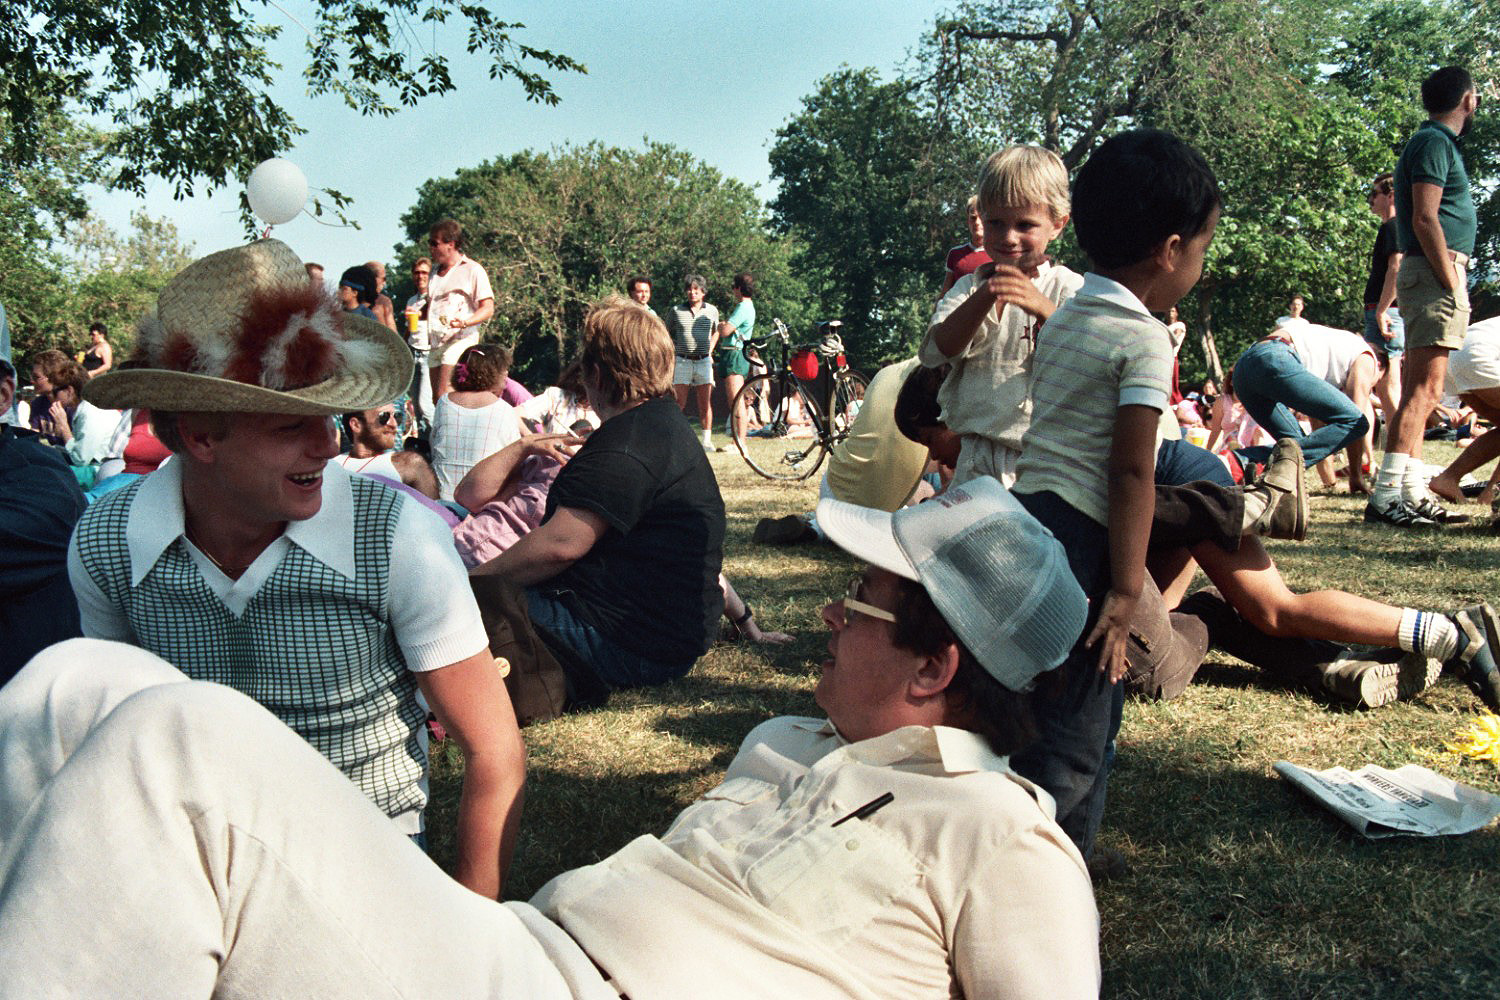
[832,792,893,827]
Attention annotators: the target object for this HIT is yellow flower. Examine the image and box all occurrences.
[1446,713,1500,769]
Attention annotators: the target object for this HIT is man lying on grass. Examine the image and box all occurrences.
[0,477,1098,1000]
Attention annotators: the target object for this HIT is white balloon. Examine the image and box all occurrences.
[246,158,308,226]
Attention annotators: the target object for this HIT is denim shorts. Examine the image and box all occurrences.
[1362,306,1405,359]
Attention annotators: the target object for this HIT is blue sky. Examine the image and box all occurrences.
[87,1,941,274]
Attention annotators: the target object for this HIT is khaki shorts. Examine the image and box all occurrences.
[1395,255,1470,351]
[429,330,480,367]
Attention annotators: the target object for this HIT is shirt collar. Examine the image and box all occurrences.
[126,457,357,586]
[839,724,1010,775]
[1425,120,1462,146]
[1077,272,1156,319]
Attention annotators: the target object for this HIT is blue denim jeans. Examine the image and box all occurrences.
[1231,340,1368,466]
[524,588,693,698]
[1155,438,1234,488]
[1008,491,1120,861]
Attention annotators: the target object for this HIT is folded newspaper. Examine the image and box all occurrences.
[1274,761,1500,838]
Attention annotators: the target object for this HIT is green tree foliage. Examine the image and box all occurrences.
[395,142,808,384]
[1,0,583,203]
[768,68,985,361]
[5,211,193,365]
[898,0,1500,382]
[61,212,197,360]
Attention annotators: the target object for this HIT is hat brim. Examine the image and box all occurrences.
[85,312,413,415]
[814,496,920,581]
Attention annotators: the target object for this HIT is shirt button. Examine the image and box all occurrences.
[845,839,860,851]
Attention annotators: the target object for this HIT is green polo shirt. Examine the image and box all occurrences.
[1394,120,1476,257]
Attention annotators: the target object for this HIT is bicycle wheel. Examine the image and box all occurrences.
[732,373,829,481]
[828,370,869,442]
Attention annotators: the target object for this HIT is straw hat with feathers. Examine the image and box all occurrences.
[86,240,413,416]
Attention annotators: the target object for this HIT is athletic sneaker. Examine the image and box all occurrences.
[1320,653,1401,708]
[1363,497,1437,528]
[1447,604,1500,713]
[1409,496,1471,525]
[1319,649,1438,708]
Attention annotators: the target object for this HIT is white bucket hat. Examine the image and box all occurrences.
[816,476,1088,691]
[86,239,412,415]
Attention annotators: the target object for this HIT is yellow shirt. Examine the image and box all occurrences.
[824,358,930,512]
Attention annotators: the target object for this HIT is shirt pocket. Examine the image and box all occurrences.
[742,817,922,945]
[664,776,780,845]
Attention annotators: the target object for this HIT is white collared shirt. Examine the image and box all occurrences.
[531,718,1100,1000]
[921,260,1085,451]
[67,460,485,671]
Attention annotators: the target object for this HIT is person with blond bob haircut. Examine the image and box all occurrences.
[578,297,674,407]
[474,296,725,702]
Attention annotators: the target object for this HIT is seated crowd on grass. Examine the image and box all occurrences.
[2,65,1499,999]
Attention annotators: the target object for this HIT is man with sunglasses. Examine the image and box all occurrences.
[334,402,440,499]
[7,475,1098,998]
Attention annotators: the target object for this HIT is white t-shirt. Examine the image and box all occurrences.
[331,450,402,481]
[515,387,598,435]
[427,254,494,351]
[404,292,430,351]
[1447,316,1500,395]
[1277,320,1375,387]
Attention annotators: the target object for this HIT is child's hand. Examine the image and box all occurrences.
[1083,589,1137,683]
[983,264,1056,321]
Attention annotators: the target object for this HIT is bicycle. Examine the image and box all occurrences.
[731,319,868,480]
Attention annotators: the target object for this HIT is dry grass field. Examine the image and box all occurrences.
[431,438,1500,999]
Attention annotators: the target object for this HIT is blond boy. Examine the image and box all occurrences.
[920,146,1083,486]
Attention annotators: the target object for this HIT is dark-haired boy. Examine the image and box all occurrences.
[1008,129,1224,859]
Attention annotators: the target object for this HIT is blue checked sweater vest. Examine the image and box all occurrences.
[75,476,428,824]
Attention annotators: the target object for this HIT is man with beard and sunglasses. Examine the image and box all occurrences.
[335,402,440,499]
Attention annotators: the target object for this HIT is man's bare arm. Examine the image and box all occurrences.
[415,651,526,899]
[391,451,439,499]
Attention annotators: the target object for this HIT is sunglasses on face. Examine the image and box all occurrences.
[840,576,897,627]
[375,410,397,427]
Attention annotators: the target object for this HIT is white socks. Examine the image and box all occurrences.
[1373,453,1407,508]
[1398,608,1459,661]
[1401,461,1429,506]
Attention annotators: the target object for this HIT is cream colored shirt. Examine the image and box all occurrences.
[920,261,1085,452]
[824,358,930,512]
[531,718,1100,1000]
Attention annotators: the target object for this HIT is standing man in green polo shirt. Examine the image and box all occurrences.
[1367,66,1482,528]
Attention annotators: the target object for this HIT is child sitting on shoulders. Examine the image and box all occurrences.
[1008,129,1222,862]
[920,146,1084,486]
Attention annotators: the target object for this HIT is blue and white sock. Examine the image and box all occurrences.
[1398,608,1460,661]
